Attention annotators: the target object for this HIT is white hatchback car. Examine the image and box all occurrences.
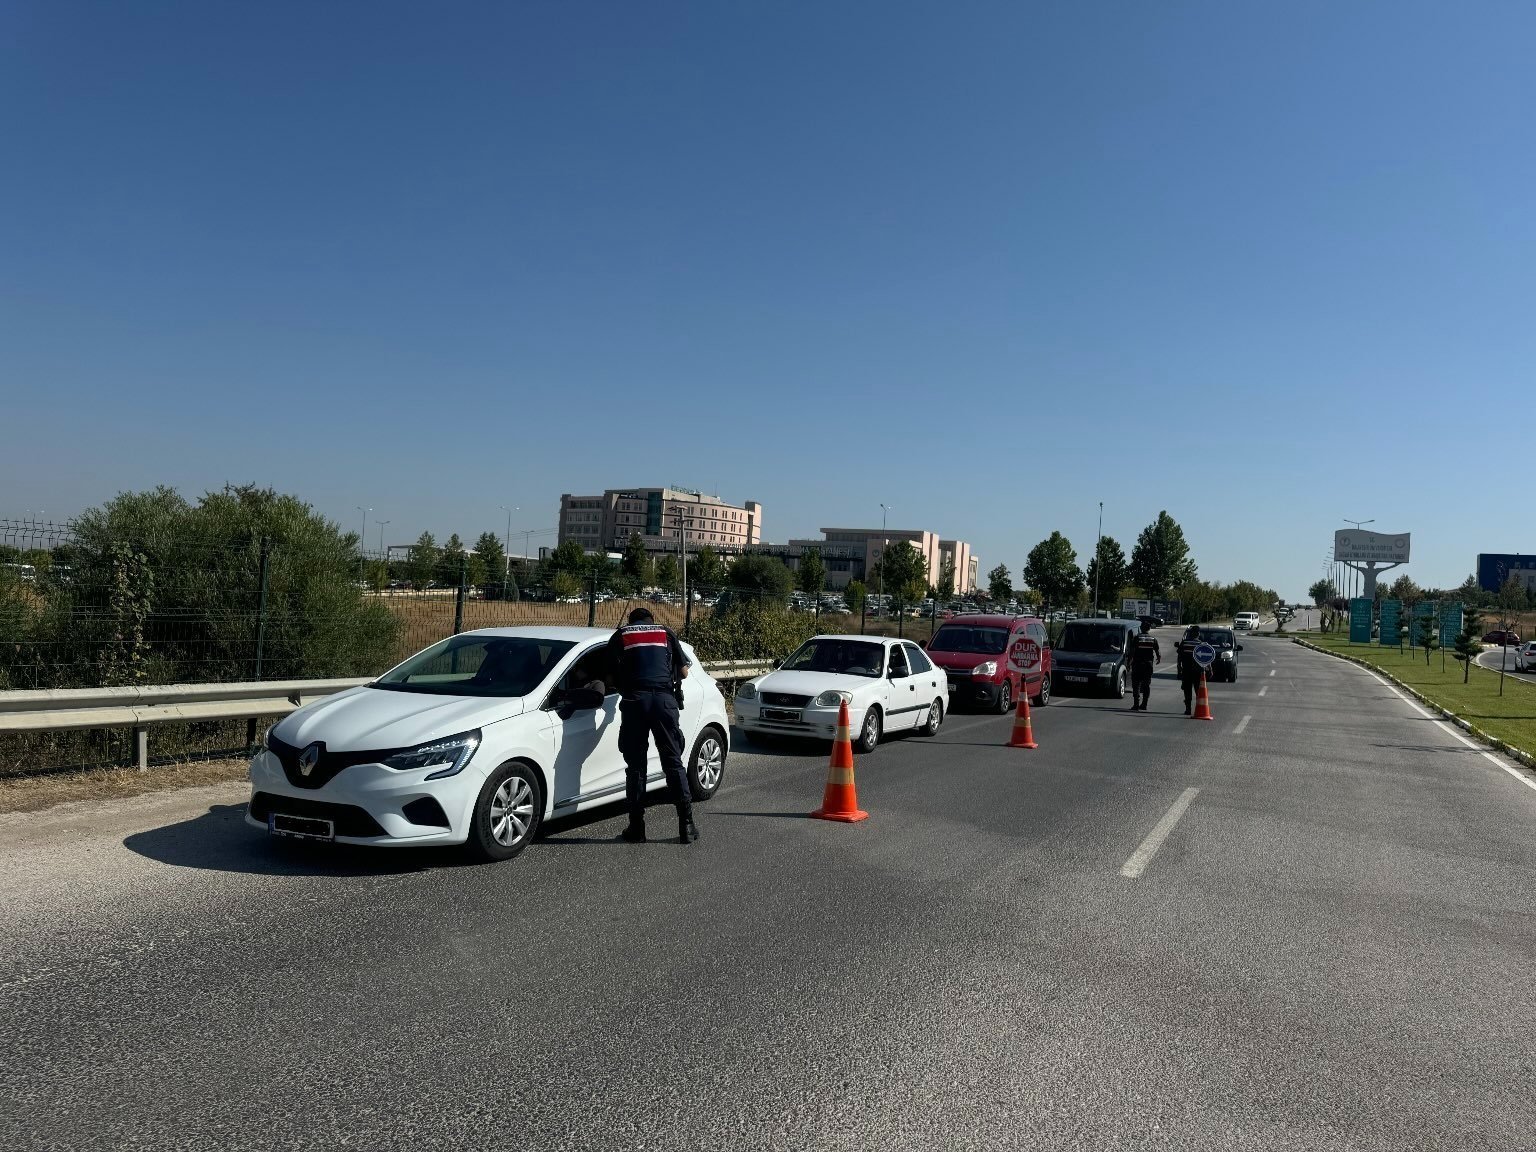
[734,634,947,752]
[247,627,730,862]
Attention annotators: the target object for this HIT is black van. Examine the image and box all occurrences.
[1050,618,1141,698]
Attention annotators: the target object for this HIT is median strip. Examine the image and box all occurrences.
[1121,787,1200,879]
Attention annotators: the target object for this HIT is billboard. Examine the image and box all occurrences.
[1349,597,1372,643]
[1334,529,1410,564]
[1378,599,1401,647]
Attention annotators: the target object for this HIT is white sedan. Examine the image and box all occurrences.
[247,627,731,862]
[734,634,948,752]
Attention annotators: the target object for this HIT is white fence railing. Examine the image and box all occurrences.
[0,661,772,770]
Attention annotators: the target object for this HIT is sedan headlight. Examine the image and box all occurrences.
[736,682,759,701]
[813,690,852,708]
[971,661,998,677]
[383,730,481,781]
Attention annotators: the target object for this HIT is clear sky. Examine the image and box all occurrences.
[3,2,1532,598]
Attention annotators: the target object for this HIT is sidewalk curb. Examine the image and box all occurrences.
[1291,637,1536,770]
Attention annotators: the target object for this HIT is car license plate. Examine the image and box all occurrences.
[761,707,801,722]
[1064,674,1089,683]
[268,812,335,842]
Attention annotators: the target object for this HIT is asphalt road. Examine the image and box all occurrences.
[1475,646,1536,686]
[4,632,1536,1150]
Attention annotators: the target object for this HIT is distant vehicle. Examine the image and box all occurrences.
[1195,626,1244,682]
[1,562,36,583]
[1051,619,1141,698]
[735,635,946,752]
[1483,630,1521,647]
[1139,615,1165,629]
[248,627,729,862]
[1233,611,1261,631]
[924,614,1052,713]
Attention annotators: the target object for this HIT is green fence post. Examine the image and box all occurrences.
[587,572,598,628]
[453,555,467,635]
[254,536,271,680]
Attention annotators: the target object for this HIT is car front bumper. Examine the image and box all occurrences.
[1052,665,1117,689]
[735,701,863,741]
[245,748,478,847]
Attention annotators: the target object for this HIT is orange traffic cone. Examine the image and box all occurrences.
[1008,691,1039,749]
[811,700,869,823]
[1191,669,1214,721]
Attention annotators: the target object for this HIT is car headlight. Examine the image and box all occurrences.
[971,661,998,677]
[1220,650,1234,659]
[262,726,275,750]
[383,730,481,781]
[1098,662,1117,676]
[736,682,758,700]
[813,690,852,708]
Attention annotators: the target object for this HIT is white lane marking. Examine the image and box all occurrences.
[1233,715,1251,735]
[1433,720,1481,750]
[1484,752,1536,793]
[1374,675,1432,718]
[1258,686,1268,697]
[1268,669,1276,677]
[1121,788,1200,879]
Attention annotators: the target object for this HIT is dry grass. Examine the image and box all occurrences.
[0,757,250,814]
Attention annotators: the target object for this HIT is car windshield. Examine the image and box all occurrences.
[1199,629,1236,648]
[1059,624,1127,654]
[372,635,575,696]
[928,626,1009,655]
[781,639,884,677]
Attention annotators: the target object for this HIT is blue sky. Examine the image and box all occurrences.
[3,2,1533,597]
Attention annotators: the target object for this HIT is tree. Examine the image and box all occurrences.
[691,545,726,590]
[1499,572,1529,622]
[1453,603,1483,683]
[1024,531,1083,609]
[1084,536,1129,612]
[1273,603,1296,633]
[798,548,826,598]
[936,559,956,602]
[1417,610,1438,666]
[875,542,929,606]
[654,554,681,593]
[981,563,1010,603]
[474,531,506,595]
[845,579,867,615]
[436,533,474,588]
[727,553,794,601]
[407,532,438,590]
[1387,574,1421,602]
[1308,579,1336,608]
[1128,512,1196,597]
[620,532,654,588]
[543,539,591,579]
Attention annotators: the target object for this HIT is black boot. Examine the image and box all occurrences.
[619,821,646,843]
[678,810,699,845]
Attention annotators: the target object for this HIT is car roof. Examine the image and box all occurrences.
[812,634,898,644]
[461,626,619,644]
[935,614,1033,627]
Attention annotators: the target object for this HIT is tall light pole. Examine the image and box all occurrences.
[355,506,370,582]
[1343,518,1374,601]
[500,505,518,598]
[376,520,390,554]
[878,503,892,613]
[1091,501,1104,616]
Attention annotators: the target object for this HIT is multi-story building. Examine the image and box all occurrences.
[558,488,762,557]
[940,540,978,595]
[782,528,977,594]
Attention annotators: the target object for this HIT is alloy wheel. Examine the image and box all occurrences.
[489,776,536,847]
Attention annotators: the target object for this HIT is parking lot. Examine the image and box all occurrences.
[3,631,1535,1149]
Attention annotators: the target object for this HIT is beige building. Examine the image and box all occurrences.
[939,540,978,595]
[558,488,762,556]
[785,528,977,594]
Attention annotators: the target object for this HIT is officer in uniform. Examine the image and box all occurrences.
[1175,624,1203,716]
[1130,619,1161,711]
[606,607,697,845]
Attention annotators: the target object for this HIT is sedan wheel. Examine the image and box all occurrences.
[1111,666,1128,699]
[466,763,542,863]
[996,678,1013,715]
[857,708,882,753]
[688,726,727,800]
[1033,672,1051,707]
[919,699,942,736]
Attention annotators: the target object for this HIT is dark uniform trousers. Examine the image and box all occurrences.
[1131,663,1154,708]
[619,690,690,825]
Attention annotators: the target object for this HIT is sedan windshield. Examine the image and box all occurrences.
[1198,629,1236,648]
[1059,624,1128,654]
[781,639,884,677]
[373,635,575,696]
[928,626,1009,655]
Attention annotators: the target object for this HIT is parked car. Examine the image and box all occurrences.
[1195,626,1244,682]
[1510,641,1536,672]
[734,635,947,752]
[248,627,730,862]
[923,614,1052,713]
[1233,611,1261,631]
[1050,619,1141,697]
[1482,630,1522,647]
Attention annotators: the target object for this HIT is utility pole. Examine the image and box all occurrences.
[878,503,891,616]
[1092,500,1103,616]
[673,506,690,606]
[500,504,517,599]
[355,506,370,583]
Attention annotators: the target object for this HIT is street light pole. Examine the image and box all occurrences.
[376,520,389,553]
[1343,518,1374,602]
[878,503,891,615]
[1092,501,1104,616]
[500,505,518,598]
[355,506,370,582]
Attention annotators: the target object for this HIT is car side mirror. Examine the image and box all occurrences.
[918,640,927,649]
[557,686,606,718]
[1237,644,1244,652]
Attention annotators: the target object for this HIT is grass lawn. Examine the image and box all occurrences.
[1298,630,1536,759]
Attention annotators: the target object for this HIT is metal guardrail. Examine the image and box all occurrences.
[0,661,773,771]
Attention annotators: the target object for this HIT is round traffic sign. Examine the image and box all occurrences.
[1193,642,1216,668]
[1009,637,1041,672]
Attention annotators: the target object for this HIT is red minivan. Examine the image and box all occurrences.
[924,614,1052,713]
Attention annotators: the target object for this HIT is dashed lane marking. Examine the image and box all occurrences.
[1120,788,1200,879]
[1233,715,1251,735]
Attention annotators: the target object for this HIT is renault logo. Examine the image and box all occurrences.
[298,743,322,777]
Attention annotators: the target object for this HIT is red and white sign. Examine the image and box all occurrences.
[1008,637,1041,673]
